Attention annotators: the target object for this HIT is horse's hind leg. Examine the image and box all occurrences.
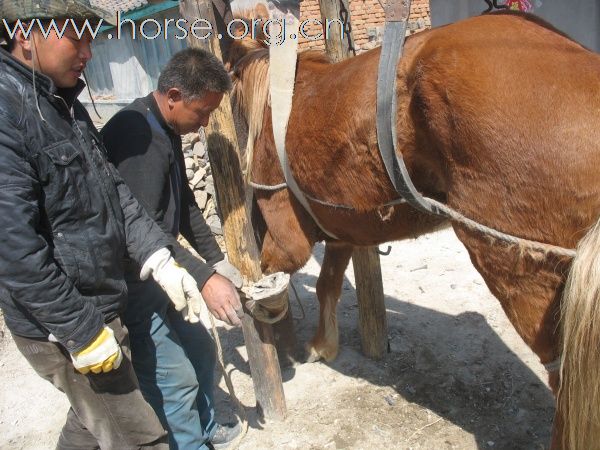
[307,241,354,363]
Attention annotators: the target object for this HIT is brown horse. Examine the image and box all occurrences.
[228,11,600,449]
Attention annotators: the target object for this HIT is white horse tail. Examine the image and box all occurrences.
[559,217,600,449]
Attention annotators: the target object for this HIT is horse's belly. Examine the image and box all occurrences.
[312,202,448,245]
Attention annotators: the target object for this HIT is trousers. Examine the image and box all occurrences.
[13,317,168,450]
[125,279,217,450]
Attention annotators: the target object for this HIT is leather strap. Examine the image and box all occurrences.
[268,2,340,239]
[376,0,446,217]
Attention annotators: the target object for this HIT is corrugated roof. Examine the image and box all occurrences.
[91,0,149,14]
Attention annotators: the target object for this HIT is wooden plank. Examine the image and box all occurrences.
[179,0,287,421]
[352,247,388,359]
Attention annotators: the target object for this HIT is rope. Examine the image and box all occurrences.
[249,181,288,191]
[249,180,577,259]
[208,313,249,450]
[289,278,306,321]
[249,180,407,209]
[304,191,408,210]
[424,197,577,258]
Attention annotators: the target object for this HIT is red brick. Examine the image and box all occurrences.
[299,0,430,51]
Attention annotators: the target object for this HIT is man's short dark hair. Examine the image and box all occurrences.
[1,35,14,52]
[158,48,232,101]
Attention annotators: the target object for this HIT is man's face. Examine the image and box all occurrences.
[27,20,93,88]
[169,91,224,135]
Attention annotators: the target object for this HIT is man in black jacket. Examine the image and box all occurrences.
[101,49,244,450]
[0,3,208,449]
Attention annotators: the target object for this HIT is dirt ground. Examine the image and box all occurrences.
[0,226,555,450]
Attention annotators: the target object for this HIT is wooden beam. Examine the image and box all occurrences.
[179,0,287,421]
[318,0,355,62]
[318,0,388,359]
[352,247,388,359]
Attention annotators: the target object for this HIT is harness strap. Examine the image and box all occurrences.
[377,0,445,217]
[268,3,340,240]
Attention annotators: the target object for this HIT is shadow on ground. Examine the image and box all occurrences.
[213,243,555,449]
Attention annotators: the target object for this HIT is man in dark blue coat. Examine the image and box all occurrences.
[0,2,207,448]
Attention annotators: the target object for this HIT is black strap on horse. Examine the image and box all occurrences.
[376,0,446,217]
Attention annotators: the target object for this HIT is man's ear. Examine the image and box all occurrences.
[167,88,183,106]
[14,27,33,53]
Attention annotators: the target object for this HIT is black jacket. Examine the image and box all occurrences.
[0,49,169,352]
[101,93,223,289]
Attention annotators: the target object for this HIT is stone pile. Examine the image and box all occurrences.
[181,131,224,241]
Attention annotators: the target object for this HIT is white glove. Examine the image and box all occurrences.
[141,248,203,323]
[70,326,123,375]
[213,258,243,289]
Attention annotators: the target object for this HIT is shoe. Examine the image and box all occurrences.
[209,421,242,450]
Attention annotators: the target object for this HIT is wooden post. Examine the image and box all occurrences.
[352,247,388,359]
[180,0,287,420]
[318,0,388,359]
[318,0,355,62]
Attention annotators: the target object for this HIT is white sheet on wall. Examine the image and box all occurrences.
[429,0,599,52]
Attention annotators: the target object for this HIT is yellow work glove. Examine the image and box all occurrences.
[70,326,123,375]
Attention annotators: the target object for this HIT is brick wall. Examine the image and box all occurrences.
[298,0,431,52]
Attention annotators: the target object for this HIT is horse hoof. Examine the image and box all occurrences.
[305,346,323,363]
[305,341,339,363]
[320,348,339,362]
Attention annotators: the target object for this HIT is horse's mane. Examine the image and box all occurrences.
[231,46,269,177]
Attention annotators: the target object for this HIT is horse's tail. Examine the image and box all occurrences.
[559,217,600,449]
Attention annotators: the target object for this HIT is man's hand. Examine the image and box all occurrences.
[70,326,123,375]
[202,273,244,327]
[141,248,203,323]
[212,258,243,289]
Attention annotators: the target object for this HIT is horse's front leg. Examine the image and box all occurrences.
[307,241,354,363]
